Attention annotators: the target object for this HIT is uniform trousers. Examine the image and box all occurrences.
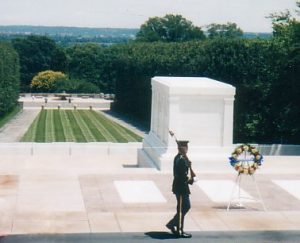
[167,193,191,232]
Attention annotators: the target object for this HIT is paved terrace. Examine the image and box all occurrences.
[0,152,300,237]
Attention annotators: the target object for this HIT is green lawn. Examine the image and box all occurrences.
[21,110,142,143]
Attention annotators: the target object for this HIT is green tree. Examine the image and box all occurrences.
[136,14,206,42]
[12,35,67,91]
[0,42,20,116]
[30,70,67,92]
[207,22,243,39]
[66,43,119,92]
[269,10,300,42]
[268,1,300,143]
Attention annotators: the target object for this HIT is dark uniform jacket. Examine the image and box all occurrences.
[172,153,190,195]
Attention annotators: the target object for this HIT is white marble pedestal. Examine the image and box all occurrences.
[138,77,236,171]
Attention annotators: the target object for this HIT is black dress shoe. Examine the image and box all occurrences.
[180,232,192,238]
[166,223,177,235]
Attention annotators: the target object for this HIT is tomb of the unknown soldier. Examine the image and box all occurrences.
[138,76,236,170]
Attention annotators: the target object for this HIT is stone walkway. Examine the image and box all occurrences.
[0,110,39,142]
[0,153,300,235]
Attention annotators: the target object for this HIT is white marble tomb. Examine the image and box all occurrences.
[138,76,236,170]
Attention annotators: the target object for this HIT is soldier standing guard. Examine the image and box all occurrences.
[166,140,193,238]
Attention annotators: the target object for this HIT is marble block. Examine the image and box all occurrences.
[138,76,236,170]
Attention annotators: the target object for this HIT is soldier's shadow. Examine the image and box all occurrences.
[145,231,178,240]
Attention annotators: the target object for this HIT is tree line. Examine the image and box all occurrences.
[0,42,20,117]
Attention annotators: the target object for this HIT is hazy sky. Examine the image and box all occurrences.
[0,0,298,32]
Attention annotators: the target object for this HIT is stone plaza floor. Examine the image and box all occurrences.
[1,153,300,237]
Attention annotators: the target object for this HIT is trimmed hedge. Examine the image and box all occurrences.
[105,39,298,143]
[0,42,20,117]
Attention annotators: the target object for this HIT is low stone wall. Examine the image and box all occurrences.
[0,142,142,157]
[1,143,299,157]
[19,94,113,110]
[256,144,300,156]
[22,101,111,110]
[20,93,115,99]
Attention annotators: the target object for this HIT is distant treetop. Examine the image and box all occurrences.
[136,14,206,42]
[207,22,243,39]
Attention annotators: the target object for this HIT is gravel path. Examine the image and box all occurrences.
[0,109,40,142]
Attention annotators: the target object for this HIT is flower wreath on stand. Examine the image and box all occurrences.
[229,144,263,175]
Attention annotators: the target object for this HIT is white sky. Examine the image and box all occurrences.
[0,0,298,32]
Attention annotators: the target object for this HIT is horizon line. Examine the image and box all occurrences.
[0,24,273,34]
[0,24,139,30]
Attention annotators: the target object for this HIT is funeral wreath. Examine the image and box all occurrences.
[229,144,263,174]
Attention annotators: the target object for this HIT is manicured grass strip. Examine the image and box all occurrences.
[21,109,142,143]
[60,110,76,142]
[21,111,41,142]
[92,111,139,142]
[73,110,96,142]
[53,110,66,142]
[94,112,129,142]
[116,123,142,141]
[91,111,141,142]
[84,110,117,142]
[45,110,55,142]
[95,111,142,142]
[35,110,47,142]
[78,110,107,141]
[65,110,87,142]
[107,119,141,142]
[0,106,21,129]
[90,110,126,142]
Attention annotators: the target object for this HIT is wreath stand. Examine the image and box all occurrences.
[227,151,267,211]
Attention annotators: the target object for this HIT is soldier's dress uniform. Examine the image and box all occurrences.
[166,151,192,238]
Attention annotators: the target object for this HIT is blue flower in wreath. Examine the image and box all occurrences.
[229,156,237,166]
